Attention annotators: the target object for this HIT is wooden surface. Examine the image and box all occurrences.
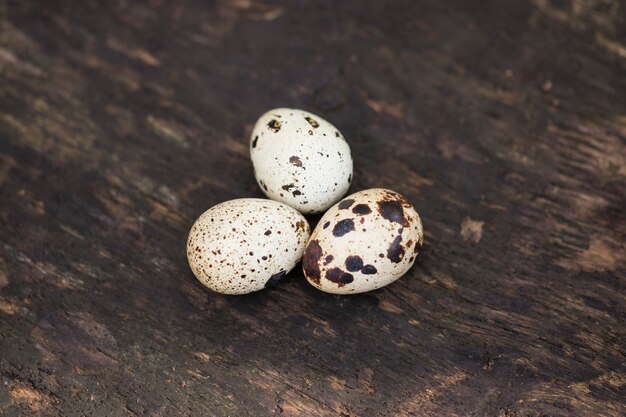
[1,0,625,416]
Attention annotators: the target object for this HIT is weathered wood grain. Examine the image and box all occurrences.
[1,0,625,416]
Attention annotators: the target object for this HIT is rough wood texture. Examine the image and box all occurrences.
[1,0,625,416]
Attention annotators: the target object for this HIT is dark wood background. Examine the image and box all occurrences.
[1,0,625,416]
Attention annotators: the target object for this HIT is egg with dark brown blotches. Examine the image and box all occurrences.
[302,189,424,294]
[187,199,310,295]
[250,108,353,214]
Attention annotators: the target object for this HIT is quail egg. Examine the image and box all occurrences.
[250,108,353,214]
[302,189,423,294]
[187,198,310,295]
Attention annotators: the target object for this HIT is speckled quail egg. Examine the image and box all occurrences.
[250,108,353,214]
[187,198,310,295]
[302,189,423,294]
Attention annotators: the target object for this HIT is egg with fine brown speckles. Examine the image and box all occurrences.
[250,108,353,214]
[187,199,310,295]
[302,189,424,294]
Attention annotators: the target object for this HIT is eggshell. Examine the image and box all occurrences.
[250,108,353,214]
[187,198,310,295]
[302,189,423,294]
